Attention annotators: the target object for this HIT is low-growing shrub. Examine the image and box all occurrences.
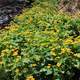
[0,0,80,80]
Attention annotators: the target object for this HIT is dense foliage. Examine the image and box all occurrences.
[0,0,80,80]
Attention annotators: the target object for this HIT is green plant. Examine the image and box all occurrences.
[0,0,80,80]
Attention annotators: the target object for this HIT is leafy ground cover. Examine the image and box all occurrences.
[0,0,80,80]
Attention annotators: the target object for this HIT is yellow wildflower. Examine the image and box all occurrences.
[13,51,18,56]
[9,24,19,32]
[56,63,61,67]
[74,38,80,44]
[2,49,9,53]
[1,49,9,56]
[18,15,24,20]
[0,61,3,65]
[1,52,5,57]
[15,68,19,74]
[26,76,35,80]
[66,48,71,53]
[51,51,56,56]
[9,45,13,48]
[21,30,32,35]
[51,48,55,51]
[61,48,65,53]
[64,39,73,44]
[12,49,19,56]
[74,54,80,58]
[47,64,52,68]
[61,48,71,53]
[51,48,56,56]
[32,64,37,67]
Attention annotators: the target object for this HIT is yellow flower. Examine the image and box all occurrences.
[56,63,61,67]
[64,39,73,45]
[51,48,55,51]
[32,64,37,67]
[66,48,71,53]
[51,51,56,56]
[61,48,71,53]
[13,51,18,56]
[51,48,56,56]
[21,30,32,36]
[9,45,13,48]
[2,49,9,53]
[74,54,80,58]
[74,38,80,44]
[15,68,19,74]
[18,15,24,20]
[61,48,65,53]
[12,49,19,56]
[26,76,35,80]
[47,64,52,68]
[1,49,9,56]
[0,61,3,65]
[1,52,5,57]
[9,24,19,32]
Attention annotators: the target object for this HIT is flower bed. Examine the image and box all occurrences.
[0,0,80,80]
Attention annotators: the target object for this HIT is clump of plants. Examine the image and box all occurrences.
[0,0,80,80]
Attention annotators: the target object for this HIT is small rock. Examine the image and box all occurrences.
[0,15,10,25]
